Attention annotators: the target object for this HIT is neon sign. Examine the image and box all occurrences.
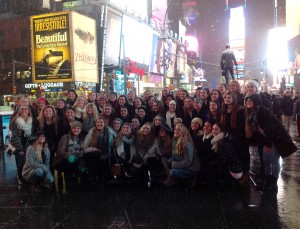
[125,58,145,76]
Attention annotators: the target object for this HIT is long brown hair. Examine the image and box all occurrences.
[220,92,239,129]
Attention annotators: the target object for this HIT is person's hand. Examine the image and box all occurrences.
[68,155,77,163]
[263,146,272,153]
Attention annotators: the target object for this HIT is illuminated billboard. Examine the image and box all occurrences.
[71,11,98,83]
[31,11,98,83]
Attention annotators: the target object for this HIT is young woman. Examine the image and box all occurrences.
[210,89,224,104]
[83,117,116,182]
[35,105,58,173]
[210,123,243,183]
[131,117,141,136]
[207,101,221,125]
[10,105,35,184]
[55,121,85,189]
[22,131,54,192]
[102,103,117,127]
[220,92,249,184]
[33,97,49,118]
[201,121,214,182]
[228,80,244,106]
[57,107,81,141]
[111,123,143,179]
[87,91,101,113]
[135,122,162,185]
[73,96,86,122]
[119,106,132,123]
[55,99,67,124]
[245,94,297,192]
[153,114,164,127]
[168,124,200,187]
[165,100,177,130]
[65,89,78,106]
[82,103,99,136]
[156,124,173,186]
[115,95,133,116]
[183,96,194,127]
[192,97,207,124]
[189,117,204,155]
[108,92,118,109]
[112,118,123,133]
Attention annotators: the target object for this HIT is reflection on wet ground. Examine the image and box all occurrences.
[0,125,300,228]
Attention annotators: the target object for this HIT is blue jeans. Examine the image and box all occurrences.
[263,144,280,178]
[170,168,197,178]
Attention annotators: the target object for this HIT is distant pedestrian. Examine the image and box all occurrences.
[280,90,293,133]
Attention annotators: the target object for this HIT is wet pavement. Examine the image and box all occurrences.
[0,124,300,228]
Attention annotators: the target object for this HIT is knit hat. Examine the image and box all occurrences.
[191,117,203,127]
[113,118,123,125]
[36,97,49,105]
[245,94,262,108]
[169,100,176,106]
[70,121,83,129]
[245,79,260,94]
[193,97,203,106]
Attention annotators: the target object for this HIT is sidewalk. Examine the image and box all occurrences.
[0,124,299,228]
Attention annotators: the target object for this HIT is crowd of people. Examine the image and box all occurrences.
[7,80,298,193]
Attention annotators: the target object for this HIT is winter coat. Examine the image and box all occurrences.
[22,145,53,183]
[281,95,294,116]
[171,141,201,173]
[250,106,297,158]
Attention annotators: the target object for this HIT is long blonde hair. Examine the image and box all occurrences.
[174,124,194,156]
[37,105,57,130]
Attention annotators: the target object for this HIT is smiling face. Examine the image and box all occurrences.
[67,91,76,100]
[57,100,65,109]
[95,118,106,130]
[88,92,97,101]
[43,107,54,119]
[224,94,233,105]
[212,124,221,137]
[113,120,122,132]
[141,123,151,136]
[203,122,212,135]
[210,91,219,102]
[37,134,46,144]
[245,83,257,95]
[118,96,126,106]
[191,120,200,131]
[209,101,218,112]
[122,124,132,136]
[71,126,81,136]
[154,116,162,126]
[65,109,75,121]
[103,105,112,116]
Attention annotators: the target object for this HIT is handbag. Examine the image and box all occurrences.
[111,164,122,177]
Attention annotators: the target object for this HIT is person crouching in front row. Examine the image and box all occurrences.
[22,131,54,192]
[166,123,200,187]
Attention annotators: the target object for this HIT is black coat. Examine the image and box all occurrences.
[255,107,297,158]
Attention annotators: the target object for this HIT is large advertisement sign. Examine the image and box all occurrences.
[71,12,98,83]
[31,12,73,82]
[105,10,122,66]
[149,35,176,78]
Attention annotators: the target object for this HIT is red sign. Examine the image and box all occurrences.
[125,58,145,76]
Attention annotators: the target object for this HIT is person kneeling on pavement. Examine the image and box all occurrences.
[22,131,54,192]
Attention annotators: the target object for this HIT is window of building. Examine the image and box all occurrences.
[0,0,9,13]
[0,31,4,44]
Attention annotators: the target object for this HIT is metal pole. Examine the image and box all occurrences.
[162,0,174,88]
[12,60,15,94]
